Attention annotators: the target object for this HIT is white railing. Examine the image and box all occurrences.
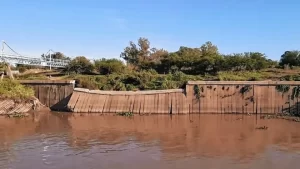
[1,53,70,68]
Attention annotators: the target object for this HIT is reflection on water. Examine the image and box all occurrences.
[0,112,300,169]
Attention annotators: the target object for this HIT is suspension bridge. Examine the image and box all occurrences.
[0,41,70,69]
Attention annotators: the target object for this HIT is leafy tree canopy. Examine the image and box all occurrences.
[279,51,300,67]
[64,56,94,74]
[94,58,125,75]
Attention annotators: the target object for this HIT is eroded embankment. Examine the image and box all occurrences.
[0,98,42,116]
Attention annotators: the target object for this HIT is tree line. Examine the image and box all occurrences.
[61,37,298,75]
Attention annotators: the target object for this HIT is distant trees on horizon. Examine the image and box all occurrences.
[54,37,298,75]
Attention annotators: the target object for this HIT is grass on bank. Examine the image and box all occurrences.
[15,73,49,80]
[116,112,134,117]
[12,68,300,91]
[65,70,300,91]
[0,79,34,99]
[217,71,265,81]
[62,71,204,91]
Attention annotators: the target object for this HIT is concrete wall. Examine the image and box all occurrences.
[67,81,300,114]
[20,80,75,111]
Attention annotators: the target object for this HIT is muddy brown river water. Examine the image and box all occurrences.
[0,112,300,169]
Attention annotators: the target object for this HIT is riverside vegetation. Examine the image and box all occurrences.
[0,79,34,100]
[0,79,36,118]
[0,63,37,117]
[14,38,300,91]
[3,38,300,118]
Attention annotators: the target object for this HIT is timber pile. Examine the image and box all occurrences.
[67,88,188,114]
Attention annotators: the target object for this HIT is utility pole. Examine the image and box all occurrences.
[49,49,52,70]
[0,41,4,80]
[1,40,4,60]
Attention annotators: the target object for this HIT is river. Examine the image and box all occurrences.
[0,112,300,169]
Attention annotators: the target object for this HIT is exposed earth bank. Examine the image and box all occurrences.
[0,97,44,117]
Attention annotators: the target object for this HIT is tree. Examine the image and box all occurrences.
[279,51,300,67]
[166,41,222,74]
[120,40,141,68]
[42,52,70,60]
[222,54,247,71]
[94,58,125,75]
[120,38,280,75]
[64,56,94,74]
[221,52,274,71]
[139,48,169,73]
[196,41,222,74]
[138,37,150,61]
[199,41,219,56]
[120,37,169,72]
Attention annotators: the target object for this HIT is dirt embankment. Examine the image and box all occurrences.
[0,97,44,117]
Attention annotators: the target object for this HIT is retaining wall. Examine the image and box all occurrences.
[67,81,300,114]
[186,81,300,114]
[67,88,188,113]
[20,80,75,111]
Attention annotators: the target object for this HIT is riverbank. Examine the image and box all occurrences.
[1,79,300,121]
[0,79,43,117]
[15,68,300,91]
[261,114,300,122]
[0,98,42,117]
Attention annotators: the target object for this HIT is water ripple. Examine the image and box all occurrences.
[1,114,300,169]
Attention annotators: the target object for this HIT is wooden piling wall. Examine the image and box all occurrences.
[19,80,75,111]
[186,81,300,114]
[67,88,186,114]
[68,81,300,114]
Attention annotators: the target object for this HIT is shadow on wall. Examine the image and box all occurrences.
[283,101,300,117]
[50,94,72,111]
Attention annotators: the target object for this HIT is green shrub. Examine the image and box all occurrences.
[64,56,94,74]
[18,67,27,73]
[125,84,136,91]
[0,80,34,99]
[280,75,300,81]
[94,58,126,75]
[15,74,48,80]
[75,77,98,89]
[116,112,134,117]
[218,71,264,81]
[64,71,205,91]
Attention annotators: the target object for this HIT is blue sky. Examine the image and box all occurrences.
[0,0,299,60]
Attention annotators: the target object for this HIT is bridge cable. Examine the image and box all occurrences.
[45,49,57,56]
[3,41,22,56]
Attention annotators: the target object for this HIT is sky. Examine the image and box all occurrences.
[0,0,299,60]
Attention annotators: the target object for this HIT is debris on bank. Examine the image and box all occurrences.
[261,115,300,122]
[255,126,268,130]
[0,97,44,117]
